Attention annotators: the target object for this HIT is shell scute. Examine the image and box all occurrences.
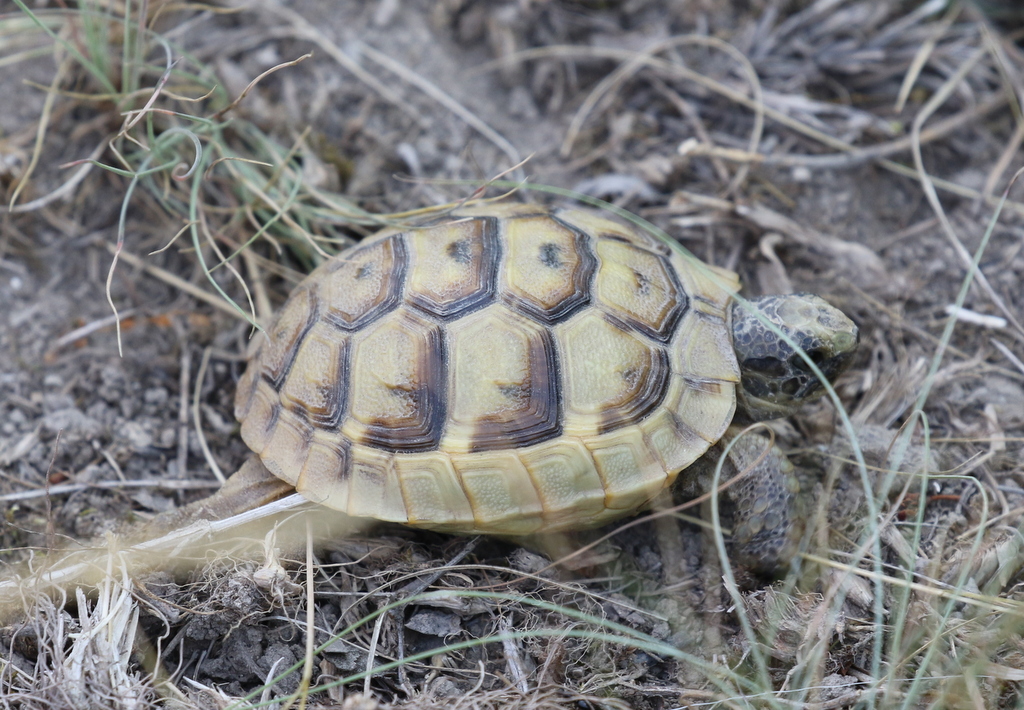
[585,426,670,511]
[321,235,407,331]
[346,445,406,521]
[404,217,500,319]
[452,451,545,534]
[559,311,669,436]
[343,310,446,452]
[594,238,687,342]
[279,322,349,427]
[395,453,475,527]
[518,438,606,530]
[501,215,595,324]
[444,304,561,453]
[295,436,351,507]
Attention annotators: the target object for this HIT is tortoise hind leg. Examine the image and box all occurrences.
[141,455,295,536]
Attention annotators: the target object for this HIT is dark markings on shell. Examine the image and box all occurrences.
[359,323,448,452]
[264,402,282,438]
[601,234,632,244]
[621,251,688,344]
[288,408,317,447]
[327,438,352,484]
[469,327,562,452]
[633,269,651,296]
[592,228,671,256]
[598,345,671,434]
[682,377,725,396]
[446,238,472,264]
[497,383,527,399]
[539,242,563,269]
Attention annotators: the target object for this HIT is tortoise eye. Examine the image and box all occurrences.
[790,347,828,373]
[807,347,828,365]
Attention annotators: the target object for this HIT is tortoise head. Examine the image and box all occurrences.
[731,294,859,422]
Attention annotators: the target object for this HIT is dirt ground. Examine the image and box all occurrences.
[2,1,1024,708]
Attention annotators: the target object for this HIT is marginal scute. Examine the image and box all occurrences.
[344,310,445,451]
[585,426,671,511]
[395,453,475,527]
[518,438,606,530]
[233,356,260,421]
[239,382,279,455]
[452,451,545,534]
[675,380,736,443]
[558,311,669,436]
[502,215,595,324]
[321,235,406,331]
[405,217,499,318]
[670,254,738,313]
[554,209,671,255]
[259,409,313,485]
[279,322,349,427]
[346,445,407,522]
[595,238,686,342]
[444,304,560,452]
[672,312,740,384]
[295,436,351,507]
[640,408,708,475]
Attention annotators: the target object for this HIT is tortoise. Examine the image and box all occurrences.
[222,202,858,568]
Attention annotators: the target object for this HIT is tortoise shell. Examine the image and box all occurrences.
[234,204,741,535]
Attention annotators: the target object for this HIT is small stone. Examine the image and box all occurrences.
[42,392,75,412]
[116,420,153,451]
[158,428,177,449]
[405,609,461,638]
[43,374,63,388]
[428,677,463,698]
[42,408,104,441]
[144,387,169,406]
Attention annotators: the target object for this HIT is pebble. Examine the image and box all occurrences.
[41,407,104,441]
[144,387,169,406]
[116,420,154,451]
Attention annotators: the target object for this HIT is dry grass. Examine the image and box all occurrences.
[1,0,1024,708]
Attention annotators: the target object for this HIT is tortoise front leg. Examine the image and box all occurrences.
[679,427,809,573]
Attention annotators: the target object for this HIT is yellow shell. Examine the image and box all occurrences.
[234,204,741,534]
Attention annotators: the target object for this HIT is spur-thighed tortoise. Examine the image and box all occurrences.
[229,203,858,567]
